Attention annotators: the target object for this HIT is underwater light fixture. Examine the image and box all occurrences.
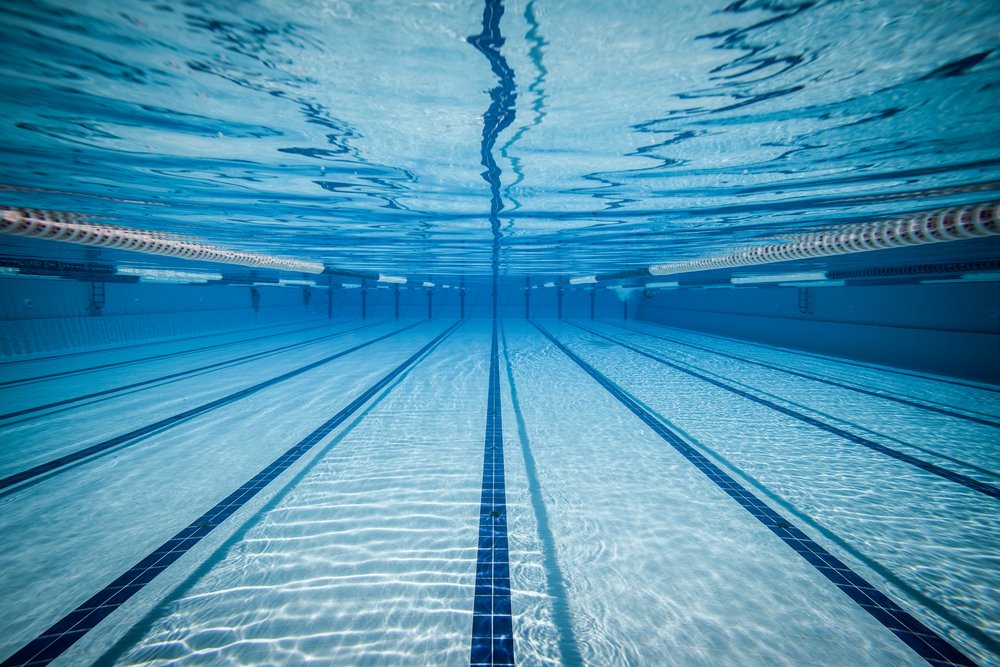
[731,271,827,285]
[117,267,223,283]
[568,275,597,284]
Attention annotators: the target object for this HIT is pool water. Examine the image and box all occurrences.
[1,0,999,665]
[0,317,996,665]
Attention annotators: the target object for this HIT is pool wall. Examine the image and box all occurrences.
[636,281,1000,383]
[0,278,632,357]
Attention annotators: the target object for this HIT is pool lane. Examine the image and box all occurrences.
[93,323,492,666]
[0,320,410,484]
[623,320,1000,420]
[607,321,1000,429]
[500,320,927,666]
[536,321,974,667]
[593,322,999,478]
[0,318,335,387]
[0,321,457,664]
[546,322,998,664]
[571,322,998,497]
[0,320,388,422]
[1,322,463,667]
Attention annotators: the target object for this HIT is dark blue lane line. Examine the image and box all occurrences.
[0,321,462,667]
[471,321,515,667]
[534,321,977,667]
[573,323,1000,500]
[607,321,1000,429]
[0,320,388,422]
[0,320,338,388]
[499,323,581,666]
[0,322,424,495]
[630,318,1000,394]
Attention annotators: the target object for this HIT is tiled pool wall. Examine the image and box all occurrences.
[636,280,1000,384]
[0,277,631,358]
[5,274,998,386]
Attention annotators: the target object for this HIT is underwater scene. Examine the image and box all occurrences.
[0,1,998,665]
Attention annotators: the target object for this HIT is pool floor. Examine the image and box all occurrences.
[0,319,996,666]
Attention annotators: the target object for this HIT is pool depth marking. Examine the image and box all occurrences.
[471,322,516,666]
[573,322,1000,500]
[0,319,336,388]
[0,320,388,422]
[0,321,424,494]
[0,321,462,667]
[606,321,1000,428]
[534,321,977,667]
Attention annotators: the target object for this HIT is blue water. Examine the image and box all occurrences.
[0,0,998,276]
[0,1,998,666]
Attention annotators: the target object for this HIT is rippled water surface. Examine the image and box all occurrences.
[1,0,998,277]
[0,3,998,666]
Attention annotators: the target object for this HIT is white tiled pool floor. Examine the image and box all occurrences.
[0,318,996,666]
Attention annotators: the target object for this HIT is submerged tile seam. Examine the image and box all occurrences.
[0,321,463,667]
[0,321,422,494]
[605,320,1000,429]
[533,321,977,667]
[573,322,1000,500]
[470,322,516,667]
[0,319,340,388]
[0,320,388,422]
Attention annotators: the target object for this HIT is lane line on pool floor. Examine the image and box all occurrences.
[0,320,389,423]
[0,321,463,667]
[0,321,425,496]
[604,321,1000,429]
[471,321,516,667]
[626,319,1000,394]
[0,319,336,388]
[571,322,1000,500]
[534,321,977,667]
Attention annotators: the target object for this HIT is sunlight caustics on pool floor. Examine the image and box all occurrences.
[0,318,996,666]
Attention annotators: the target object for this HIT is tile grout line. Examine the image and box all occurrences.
[0,320,462,667]
[534,320,978,667]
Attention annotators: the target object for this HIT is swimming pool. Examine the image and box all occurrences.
[0,0,998,665]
